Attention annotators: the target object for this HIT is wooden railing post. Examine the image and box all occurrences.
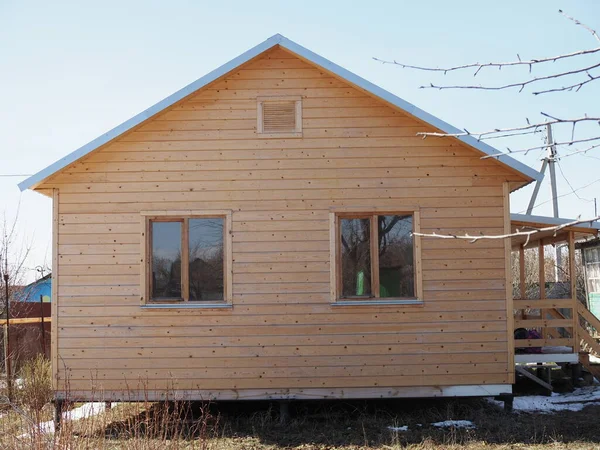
[569,232,578,352]
[519,244,526,300]
[539,241,547,338]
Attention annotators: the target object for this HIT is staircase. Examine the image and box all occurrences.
[577,302,600,380]
[512,301,600,392]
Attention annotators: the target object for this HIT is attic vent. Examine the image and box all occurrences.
[257,96,302,137]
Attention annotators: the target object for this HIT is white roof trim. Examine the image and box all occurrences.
[19,33,541,191]
[511,213,600,230]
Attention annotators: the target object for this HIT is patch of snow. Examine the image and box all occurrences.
[431,420,475,429]
[488,385,600,413]
[388,425,408,431]
[590,354,600,364]
[19,402,115,438]
[64,402,108,421]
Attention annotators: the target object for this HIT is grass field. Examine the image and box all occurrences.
[2,395,600,449]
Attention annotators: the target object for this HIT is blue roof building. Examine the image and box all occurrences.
[13,274,52,303]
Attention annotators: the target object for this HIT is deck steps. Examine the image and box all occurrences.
[512,303,600,391]
[579,352,600,382]
[515,365,554,392]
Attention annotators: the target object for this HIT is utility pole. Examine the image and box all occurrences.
[527,124,559,216]
[546,124,562,282]
[526,124,561,282]
[546,124,559,219]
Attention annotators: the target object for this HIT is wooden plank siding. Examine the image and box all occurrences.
[42,47,522,398]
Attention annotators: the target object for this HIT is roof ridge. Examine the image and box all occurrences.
[18,34,541,191]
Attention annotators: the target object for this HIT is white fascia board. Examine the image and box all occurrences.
[278,36,542,183]
[18,34,285,191]
[511,213,600,230]
[19,33,540,191]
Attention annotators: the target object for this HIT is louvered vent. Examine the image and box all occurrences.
[257,96,302,136]
[263,101,296,132]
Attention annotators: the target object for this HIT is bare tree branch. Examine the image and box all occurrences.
[415,116,600,142]
[411,111,600,159]
[377,9,600,170]
[414,215,600,246]
[373,47,600,75]
[559,10,600,43]
[534,72,600,94]
[374,11,600,85]
[562,143,600,158]
[484,136,600,158]
[419,61,600,93]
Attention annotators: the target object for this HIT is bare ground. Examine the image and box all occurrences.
[3,396,600,449]
[208,398,600,449]
[53,397,600,449]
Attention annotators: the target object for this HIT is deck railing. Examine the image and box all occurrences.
[512,229,580,353]
[513,299,600,357]
[513,298,577,351]
[577,302,600,356]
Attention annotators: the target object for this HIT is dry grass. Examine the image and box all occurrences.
[1,396,600,449]
[1,362,600,449]
[15,355,52,422]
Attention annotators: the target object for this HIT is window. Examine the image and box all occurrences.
[333,212,422,302]
[151,221,183,300]
[257,96,302,137]
[143,211,232,304]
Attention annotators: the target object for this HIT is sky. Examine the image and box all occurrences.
[1,0,599,282]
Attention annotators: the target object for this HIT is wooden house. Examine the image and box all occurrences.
[18,34,600,402]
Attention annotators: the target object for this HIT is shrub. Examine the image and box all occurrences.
[16,355,52,416]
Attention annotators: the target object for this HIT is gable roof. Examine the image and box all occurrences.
[18,34,541,191]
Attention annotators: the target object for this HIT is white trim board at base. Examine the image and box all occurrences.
[56,385,512,401]
[515,353,579,364]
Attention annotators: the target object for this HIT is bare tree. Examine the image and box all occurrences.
[0,208,33,401]
[512,245,585,301]
[374,10,600,160]
[0,209,33,318]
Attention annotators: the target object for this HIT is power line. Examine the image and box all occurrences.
[578,152,600,163]
[556,160,595,203]
[520,175,600,214]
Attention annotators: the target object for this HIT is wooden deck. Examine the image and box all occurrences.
[512,226,600,369]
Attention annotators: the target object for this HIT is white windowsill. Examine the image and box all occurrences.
[141,303,232,310]
[332,299,423,306]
